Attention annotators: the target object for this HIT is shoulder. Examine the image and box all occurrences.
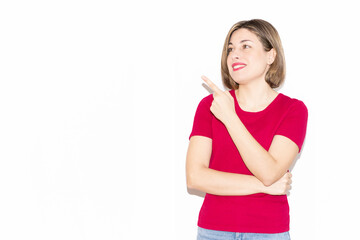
[278,93,308,113]
[197,93,214,107]
[279,93,308,117]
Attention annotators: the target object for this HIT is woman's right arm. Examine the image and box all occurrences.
[186,136,291,196]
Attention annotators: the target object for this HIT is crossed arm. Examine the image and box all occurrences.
[186,76,298,196]
[186,136,292,196]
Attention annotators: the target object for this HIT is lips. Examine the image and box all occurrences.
[232,62,246,71]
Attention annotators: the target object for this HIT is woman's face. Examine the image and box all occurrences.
[227,28,275,86]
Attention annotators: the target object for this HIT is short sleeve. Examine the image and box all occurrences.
[275,100,308,152]
[189,95,213,140]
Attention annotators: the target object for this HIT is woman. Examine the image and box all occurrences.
[186,19,308,240]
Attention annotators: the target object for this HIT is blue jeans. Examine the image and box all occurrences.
[197,227,291,240]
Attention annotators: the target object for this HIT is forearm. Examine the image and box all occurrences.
[187,166,267,196]
[199,78,298,187]
[225,114,279,185]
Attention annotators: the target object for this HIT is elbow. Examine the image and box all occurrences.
[186,168,204,191]
[255,165,282,187]
[262,179,275,187]
[186,180,195,190]
[259,175,278,187]
[186,172,197,190]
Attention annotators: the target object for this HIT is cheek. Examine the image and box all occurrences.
[226,57,232,68]
[256,51,269,64]
[249,53,267,70]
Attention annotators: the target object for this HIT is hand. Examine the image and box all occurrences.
[201,75,236,125]
[263,172,292,195]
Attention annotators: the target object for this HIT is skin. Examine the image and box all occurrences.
[186,28,297,196]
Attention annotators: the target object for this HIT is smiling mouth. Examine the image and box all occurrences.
[232,64,246,71]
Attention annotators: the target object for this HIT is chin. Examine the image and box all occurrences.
[232,77,249,85]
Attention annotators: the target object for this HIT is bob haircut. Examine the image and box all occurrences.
[221,19,286,89]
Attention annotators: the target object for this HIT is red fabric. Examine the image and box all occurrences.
[189,90,308,233]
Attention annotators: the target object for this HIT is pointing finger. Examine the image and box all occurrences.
[201,75,223,94]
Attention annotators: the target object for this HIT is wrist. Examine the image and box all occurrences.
[224,112,241,129]
[256,179,270,194]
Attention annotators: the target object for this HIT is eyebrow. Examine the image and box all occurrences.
[228,40,252,45]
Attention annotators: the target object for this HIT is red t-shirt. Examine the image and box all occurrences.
[189,89,308,233]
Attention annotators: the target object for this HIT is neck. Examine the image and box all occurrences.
[235,80,278,111]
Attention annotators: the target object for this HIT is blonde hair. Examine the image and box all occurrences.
[221,19,286,89]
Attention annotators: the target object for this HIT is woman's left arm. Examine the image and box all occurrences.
[202,76,300,186]
[224,115,298,186]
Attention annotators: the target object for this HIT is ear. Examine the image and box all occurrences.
[267,48,276,65]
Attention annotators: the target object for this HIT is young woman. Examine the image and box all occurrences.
[186,19,308,240]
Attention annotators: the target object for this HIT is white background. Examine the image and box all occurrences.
[0,1,359,239]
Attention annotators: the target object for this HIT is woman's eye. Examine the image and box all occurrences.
[243,45,250,49]
[227,48,233,53]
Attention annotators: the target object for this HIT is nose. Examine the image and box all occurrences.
[230,49,241,60]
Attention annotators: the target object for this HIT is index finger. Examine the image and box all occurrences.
[201,75,223,94]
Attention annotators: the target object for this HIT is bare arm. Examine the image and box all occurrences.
[225,118,298,186]
[186,136,291,196]
[202,76,299,186]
